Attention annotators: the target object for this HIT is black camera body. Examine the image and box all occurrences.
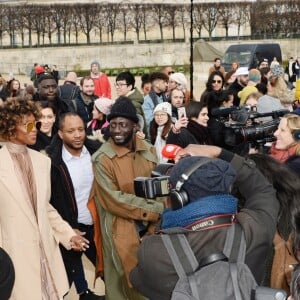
[134,176,170,199]
[212,106,289,152]
[134,163,174,199]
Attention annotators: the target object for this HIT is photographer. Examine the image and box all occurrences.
[130,145,279,300]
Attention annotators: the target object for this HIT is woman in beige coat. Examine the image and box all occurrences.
[0,99,88,300]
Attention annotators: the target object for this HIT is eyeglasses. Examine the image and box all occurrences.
[23,121,41,133]
[212,80,222,84]
[168,71,175,75]
[114,82,128,88]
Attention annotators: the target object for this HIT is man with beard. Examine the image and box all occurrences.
[89,97,164,300]
[46,113,103,300]
[227,67,249,106]
[73,76,97,125]
[37,74,74,132]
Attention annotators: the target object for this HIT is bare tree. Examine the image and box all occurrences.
[151,4,169,40]
[94,5,107,43]
[119,4,131,41]
[129,4,143,41]
[193,4,203,38]
[177,4,189,40]
[105,3,120,42]
[201,3,220,40]
[75,4,98,44]
[164,4,179,40]
[0,5,8,47]
[6,6,18,46]
[219,3,236,38]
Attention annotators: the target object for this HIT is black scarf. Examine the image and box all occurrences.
[187,120,213,145]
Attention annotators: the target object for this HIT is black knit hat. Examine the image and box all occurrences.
[107,96,139,123]
[169,156,236,201]
[0,247,15,299]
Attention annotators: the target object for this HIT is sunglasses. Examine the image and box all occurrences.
[23,121,41,133]
[168,71,175,75]
[212,80,222,84]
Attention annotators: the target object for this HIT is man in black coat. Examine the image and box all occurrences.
[46,112,103,300]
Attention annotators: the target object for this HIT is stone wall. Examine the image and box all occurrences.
[0,39,299,76]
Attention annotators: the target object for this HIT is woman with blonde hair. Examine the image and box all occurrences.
[270,113,300,176]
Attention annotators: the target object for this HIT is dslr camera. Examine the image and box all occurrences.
[134,163,174,199]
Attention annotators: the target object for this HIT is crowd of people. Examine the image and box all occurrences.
[0,56,300,300]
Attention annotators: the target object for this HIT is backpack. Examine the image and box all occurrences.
[161,223,287,300]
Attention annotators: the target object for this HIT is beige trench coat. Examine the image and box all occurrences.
[0,145,75,300]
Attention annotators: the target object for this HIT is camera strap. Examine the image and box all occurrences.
[184,213,236,231]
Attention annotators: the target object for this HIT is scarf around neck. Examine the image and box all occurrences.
[270,142,297,163]
[162,194,237,229]
[187,120,212,145]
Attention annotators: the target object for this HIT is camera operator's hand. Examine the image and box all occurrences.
[174,145,222,163]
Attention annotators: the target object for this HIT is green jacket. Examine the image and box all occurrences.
[92,136,164,300]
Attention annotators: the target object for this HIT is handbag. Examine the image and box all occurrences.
[270,231,298,294]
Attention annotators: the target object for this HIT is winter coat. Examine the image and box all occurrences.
[130,152,279,300]
[90,136,164,300]
[46,134,101,228]
[0,145,75,300]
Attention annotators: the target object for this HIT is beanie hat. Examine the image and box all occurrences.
[248,69,261,83]
[107,96,139,123]
[153,102,172,117]
[91,61,100,69]
[169,73,188,92]
[169,156,236,201]
[238,86,258,105]
[0,247,15,299]
[94,97,115,115]
[270,64,284,78]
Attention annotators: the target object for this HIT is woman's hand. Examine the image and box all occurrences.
[70,229,90,252]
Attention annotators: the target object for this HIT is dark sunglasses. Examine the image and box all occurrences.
[23,121,41,133]
[168,71,175,75]
[212,80,222,84]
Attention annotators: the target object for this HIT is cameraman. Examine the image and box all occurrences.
[130,144,279,300]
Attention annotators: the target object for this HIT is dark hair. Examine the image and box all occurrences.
[80,76,93,87]
[255,82,268,95]
[116,71,135,89]
[58,112,84,131]
[149,115,173,145]
[200,90,221,117]
[185,101,208,120]
[0,99,41,140]
[38,100,57,115]
[248,153,300,256]
[149,72,169,83]
[214,58,221,62]
[205,71,224,91]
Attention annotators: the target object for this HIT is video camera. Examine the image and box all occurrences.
[211,106,290,152]
[134,163,174,199]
